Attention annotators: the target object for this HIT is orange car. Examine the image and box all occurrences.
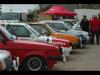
[28,23,81,48]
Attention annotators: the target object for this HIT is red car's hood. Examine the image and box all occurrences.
[13,39,58,50]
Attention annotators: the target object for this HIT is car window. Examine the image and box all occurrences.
[6,25,30,37]
[6,25,16,35]
[72,21,76,25]
[26,24,40,37]
[46,23,68,31]
[30,24,49,35]
[64,21,73,29]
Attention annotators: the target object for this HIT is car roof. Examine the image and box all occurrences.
[61,19,76,22]
[0,22,27,26]
[27,22,43,25]
[27,22,49,27]
[39,19,76,23]
[39,20,64,23]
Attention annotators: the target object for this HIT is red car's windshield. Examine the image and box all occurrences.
[0,26,16,40]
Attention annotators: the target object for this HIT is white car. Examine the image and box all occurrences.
[62,19,90,41]
[39,20,89,44]
[62,19,82,31]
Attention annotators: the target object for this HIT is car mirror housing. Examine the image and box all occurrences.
[11,35,16,40]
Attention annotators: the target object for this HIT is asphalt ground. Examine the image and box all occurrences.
[52,44,100,71]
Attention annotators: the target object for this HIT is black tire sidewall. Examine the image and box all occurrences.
[21,56,47,71]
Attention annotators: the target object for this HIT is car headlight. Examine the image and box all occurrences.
[0,60,6,71]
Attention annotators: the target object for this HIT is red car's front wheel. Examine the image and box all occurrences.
[19,56,48,71]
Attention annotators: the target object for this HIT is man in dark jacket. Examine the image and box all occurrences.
[80,15,89,32]
[90,15,100,45]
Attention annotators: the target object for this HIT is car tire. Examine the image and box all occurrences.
[19,56,48,71]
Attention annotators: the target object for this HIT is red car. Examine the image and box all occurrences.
[0,23,72,62]
[0,26,63,71]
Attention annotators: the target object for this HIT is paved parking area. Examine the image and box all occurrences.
[52,44,100,71]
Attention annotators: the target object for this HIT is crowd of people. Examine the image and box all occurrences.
[80,13,100,45]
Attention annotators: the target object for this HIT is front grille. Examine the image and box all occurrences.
[4,56,13,71]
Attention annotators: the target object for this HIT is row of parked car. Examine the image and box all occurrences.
[0,19,89,71]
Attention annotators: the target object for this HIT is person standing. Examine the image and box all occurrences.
[98,13,100,20]
[89,15,100,45]
[80,15,89,32]
[97,13,100,34]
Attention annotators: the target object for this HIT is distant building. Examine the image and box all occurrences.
[74,9,100,20]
